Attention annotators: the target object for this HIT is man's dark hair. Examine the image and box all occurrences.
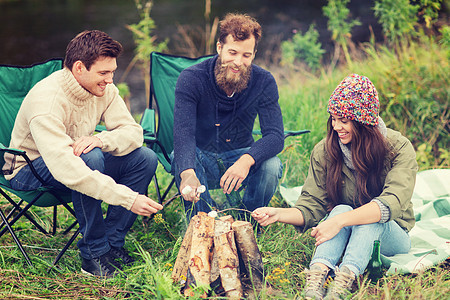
[64,30,123,70]
[218,13,262,50]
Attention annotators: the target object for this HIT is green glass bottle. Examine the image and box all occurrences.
[367,240,383,282]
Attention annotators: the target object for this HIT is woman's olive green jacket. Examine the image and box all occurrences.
[295,128,418,233]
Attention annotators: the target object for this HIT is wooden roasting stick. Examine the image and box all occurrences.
[214,218,243,299]
[232,220,264,291]
[184,212,215,297]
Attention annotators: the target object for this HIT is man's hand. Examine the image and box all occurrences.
[220,154,254,194]
[130,194,163,216]
[180,169,202,202]
[72,136,103,156]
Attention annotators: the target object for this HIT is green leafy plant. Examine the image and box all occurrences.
[439,25,450,47]
[418,0,443,28]
[361,36,449,168]
[416,143,449,170]
[280,24,325,71]
[124,0,168,107]
[373,0,419,45]
[116,82,131,111]
[322,0,361,66]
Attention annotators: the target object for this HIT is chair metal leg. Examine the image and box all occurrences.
[62,220,78,235]
[0,208,33,267]
[48,190,76,216]
[0,189,49,236]
[161,178,176,203]
[47,227,80,273]
[153,174,163,204]
[52,205,57,235]
[0,197,50,238]
[153,174,176,205]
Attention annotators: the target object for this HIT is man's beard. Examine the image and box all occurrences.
[214,56,251,96]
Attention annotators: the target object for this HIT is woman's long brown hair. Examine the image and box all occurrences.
[325,116,388,209]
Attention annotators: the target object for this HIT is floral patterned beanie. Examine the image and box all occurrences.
[327,74,379,126]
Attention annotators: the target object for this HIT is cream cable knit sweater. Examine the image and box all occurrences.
[4,68,144,210]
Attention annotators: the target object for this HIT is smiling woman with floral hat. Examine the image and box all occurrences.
[252,74,418,299]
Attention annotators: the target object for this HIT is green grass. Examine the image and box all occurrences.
[1,36,449,299]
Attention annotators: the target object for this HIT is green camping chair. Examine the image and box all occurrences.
[145,52,310,205]
[143,53,214,205]
[0,59,79,268]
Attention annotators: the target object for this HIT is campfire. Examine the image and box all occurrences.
[171,212,264,299]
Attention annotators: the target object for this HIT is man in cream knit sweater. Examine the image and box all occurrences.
[2,30,162,277]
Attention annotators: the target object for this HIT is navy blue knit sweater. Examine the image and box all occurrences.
[173,55,284,177]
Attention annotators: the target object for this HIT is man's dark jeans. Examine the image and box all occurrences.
[10,147,157,259]
[172,147,282,219]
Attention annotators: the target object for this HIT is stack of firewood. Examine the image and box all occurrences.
[171,212,264,299]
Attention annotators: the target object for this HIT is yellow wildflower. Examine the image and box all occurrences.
[154,214,165,224]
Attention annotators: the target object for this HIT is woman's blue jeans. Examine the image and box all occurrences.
[10,147,157,260]
[310,204,411,276]
[172,147,282,219]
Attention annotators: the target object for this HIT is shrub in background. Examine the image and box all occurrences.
[373,0,419,44]
[418,0,443,28]
[125,0,168,107]
[439,25,450,47]
[322,0,361,66]
[352,36,448,169]
[280,24,325,71]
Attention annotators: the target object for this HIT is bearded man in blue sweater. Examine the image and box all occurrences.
[172,13,284,219]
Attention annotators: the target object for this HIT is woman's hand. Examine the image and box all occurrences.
[252,207,280,226]
[311,202,382,246]
[311,216,344,246]
[252,207,304,226]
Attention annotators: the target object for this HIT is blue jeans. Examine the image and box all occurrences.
[310,204,411,276]
[10,147,157,259]
[172,147,282,219]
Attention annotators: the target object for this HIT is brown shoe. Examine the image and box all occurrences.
[302,265,329,300]
[324,266,355,299]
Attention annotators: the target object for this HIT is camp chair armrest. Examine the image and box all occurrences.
[95,124,106,133]
[0,143,26,156]
[284,130,311,139]
[0,143,46,184]
[251,130,311,139]
[143,133,157,143]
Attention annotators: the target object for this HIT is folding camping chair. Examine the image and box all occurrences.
[0,59,79,269]
[145,52,310,205]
